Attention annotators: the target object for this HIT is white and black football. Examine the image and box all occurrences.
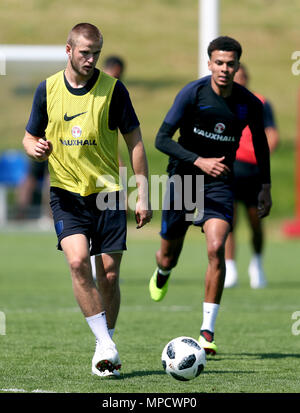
[161,336,206,381]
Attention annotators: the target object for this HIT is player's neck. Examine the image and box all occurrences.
[64,65,94,88]
[210,79,233,98]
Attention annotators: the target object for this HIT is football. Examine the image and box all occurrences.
[161,336,206,381]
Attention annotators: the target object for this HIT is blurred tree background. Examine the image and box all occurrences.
[0,0,299,223]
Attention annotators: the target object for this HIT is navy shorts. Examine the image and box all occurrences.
[160,177,234,240]
[50,187,127,255]
[233,160,262,207]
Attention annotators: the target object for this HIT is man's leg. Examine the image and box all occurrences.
[246,206,267,288]
[61,234,121,374]
[199,218,231,354]
[149,236,185,302]
[203,218,230,303]
[224,202,238,288]
[61,233,104,317]
[247,206,263,254]
[156,236,185,271]
[90,252,123,377]
[94,252,123,331]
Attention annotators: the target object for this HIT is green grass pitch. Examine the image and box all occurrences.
[0,228,300,394]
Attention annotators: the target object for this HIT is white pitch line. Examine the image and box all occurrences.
[4,305,195,314]
[0,388,55,393]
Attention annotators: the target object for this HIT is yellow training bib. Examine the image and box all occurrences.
[46,70,121,196]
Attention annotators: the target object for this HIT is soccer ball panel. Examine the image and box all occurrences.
[161,336,206,381]
[166,342,176,359]
[178,354,196,370]
[181,338,201,350]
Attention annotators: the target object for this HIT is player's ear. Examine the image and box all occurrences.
[207,59,212,71]
[66,43,72,58]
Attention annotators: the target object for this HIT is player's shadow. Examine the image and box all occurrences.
[119,369,255,377]
[203,370,255,375]
[118,370,166,379]
[117,368,256,379]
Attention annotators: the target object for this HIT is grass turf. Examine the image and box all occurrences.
[0,0,299,399]
[0,227,300,394]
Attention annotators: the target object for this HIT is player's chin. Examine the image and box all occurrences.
[81,66,94,75]
[217,79,230,87]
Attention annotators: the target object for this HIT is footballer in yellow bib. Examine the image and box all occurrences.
[23,23,152,379]
[46,69,120,196]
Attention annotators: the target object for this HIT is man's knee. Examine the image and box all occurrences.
[104,271,119,286]
[69,256,91,279]
[97,262,120,288]
[207,239,225,262]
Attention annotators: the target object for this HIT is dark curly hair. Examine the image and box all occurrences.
[207,36,242,60]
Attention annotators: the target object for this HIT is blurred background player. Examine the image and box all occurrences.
[224,64,279,288]
[16,159,51,226]
[103,55,125,80]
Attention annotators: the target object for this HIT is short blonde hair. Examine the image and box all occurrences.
[67,23,103,48]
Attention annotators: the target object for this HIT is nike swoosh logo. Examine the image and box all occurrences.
[64,111,87,121]
[199,105,213,110]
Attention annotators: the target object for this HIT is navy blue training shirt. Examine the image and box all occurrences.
[155,75,271,184]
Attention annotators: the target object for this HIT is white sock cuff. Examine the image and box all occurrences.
[203,302,220,312]
[201,302,220,333]
[252,253,262,262]
[225,259,237,270]
[158,267,171,276]
[86,311,113,346]
[85,311,106,322]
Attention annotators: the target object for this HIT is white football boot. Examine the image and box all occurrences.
[92,341,121,377]
[248,255,267,289]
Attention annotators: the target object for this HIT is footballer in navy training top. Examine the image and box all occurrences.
[149,36,272,357]
[155,75,270,184]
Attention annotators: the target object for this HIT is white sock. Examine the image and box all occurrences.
[251,253,262,265]
[224,259,238,287]
[158,268,171,276]
[225,259,237,274]
[108,328,115,338]
[201,302,220,333]
[86,311,114,347]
